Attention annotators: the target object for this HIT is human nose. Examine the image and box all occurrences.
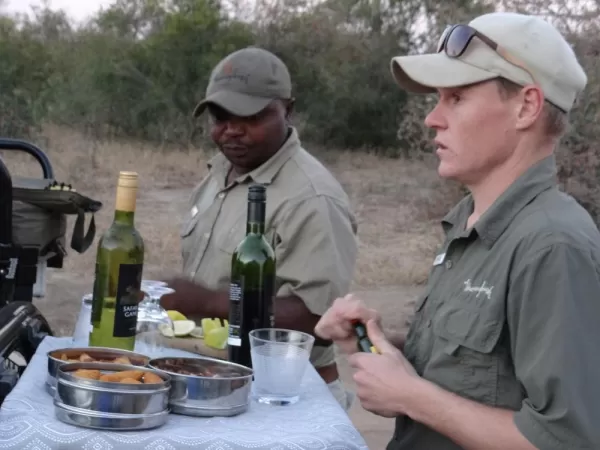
[424,101,446,130]
[222,119,245,136]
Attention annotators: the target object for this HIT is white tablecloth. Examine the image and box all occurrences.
[0,336,368,449]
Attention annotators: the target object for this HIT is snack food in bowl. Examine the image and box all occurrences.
[53,362,171,431]
[148,356,253,417]
[46,347,150,395]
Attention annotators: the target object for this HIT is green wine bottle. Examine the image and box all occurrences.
[89,171,145,351]
[227,184,276,368]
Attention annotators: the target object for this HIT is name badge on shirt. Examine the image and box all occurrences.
[191,205,198,217]
[433,252,446,266]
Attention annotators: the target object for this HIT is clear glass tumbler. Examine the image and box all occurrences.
[141,279,168,291]
[72,293,92,347]
[249,328,315,405]
[135,286,175,356]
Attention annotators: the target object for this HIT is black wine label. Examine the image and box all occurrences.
[227,274,276,348]
[228,279,243,347]
[113,263,143,338]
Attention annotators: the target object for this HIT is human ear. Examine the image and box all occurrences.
[285,98,295,119]
[515,85,544,131]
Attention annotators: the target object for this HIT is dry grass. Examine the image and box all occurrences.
[1,124,462,292]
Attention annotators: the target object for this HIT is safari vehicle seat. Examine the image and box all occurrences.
[0,138,102,307]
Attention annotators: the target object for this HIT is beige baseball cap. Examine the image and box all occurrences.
[193,47,292,117]
[390,12,587,112]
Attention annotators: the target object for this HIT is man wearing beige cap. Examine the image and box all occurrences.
[161,46,358,411]
[315,11,600,450]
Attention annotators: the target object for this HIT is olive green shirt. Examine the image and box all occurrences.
[389,155,600,450]
[180,128,358,368]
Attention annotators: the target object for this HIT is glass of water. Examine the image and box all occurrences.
[135,286,175,356]
[72,293,92,347]
[249,328,315,406]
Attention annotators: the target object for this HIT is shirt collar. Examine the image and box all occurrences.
[207,127,300,186]
[442,154,558,248]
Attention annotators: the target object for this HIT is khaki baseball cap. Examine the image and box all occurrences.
[390,12,587,112]
[193,47,292,117]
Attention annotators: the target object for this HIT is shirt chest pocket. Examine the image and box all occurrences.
[215,213,279,256]
[426,296,506,406]
[215,217,246,254]
[180,213,201,262]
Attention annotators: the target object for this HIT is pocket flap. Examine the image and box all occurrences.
[180,213,200,238]
[433,306,504,354]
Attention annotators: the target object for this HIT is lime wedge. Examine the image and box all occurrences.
[189,326,204,338]
[201,318,218,336]
[159,323,175,338]
[173,320,196,337]
[167,310,187,322]
[205,327,228,350]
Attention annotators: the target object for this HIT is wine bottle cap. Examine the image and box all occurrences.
[248,183,266,201]
[118,171,139,189]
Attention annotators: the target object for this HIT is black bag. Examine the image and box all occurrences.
[10,177,102,259]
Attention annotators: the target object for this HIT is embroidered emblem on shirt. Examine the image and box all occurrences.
[463,279,494,300]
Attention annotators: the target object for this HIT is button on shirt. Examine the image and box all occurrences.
[389,155,600,450]
[180,128,358,368]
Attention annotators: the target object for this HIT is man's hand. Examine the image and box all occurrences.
[348,319,419,418]
[160,277,223,317]
[314,293,381,356]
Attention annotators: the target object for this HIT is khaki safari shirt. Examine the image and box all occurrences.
[389,155,600,450]
[180,127,358,369]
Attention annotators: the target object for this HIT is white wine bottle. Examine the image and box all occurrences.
[89,171,144,351]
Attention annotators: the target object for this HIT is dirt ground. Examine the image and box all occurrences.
[4,125,459,449]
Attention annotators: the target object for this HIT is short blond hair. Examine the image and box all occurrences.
[495,78,570,139]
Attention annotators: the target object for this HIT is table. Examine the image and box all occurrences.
[0,336,368,449]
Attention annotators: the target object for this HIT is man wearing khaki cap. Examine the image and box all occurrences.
[161,46,359,411]
[315,11,600,450]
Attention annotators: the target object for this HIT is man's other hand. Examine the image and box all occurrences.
[314,293,381,356]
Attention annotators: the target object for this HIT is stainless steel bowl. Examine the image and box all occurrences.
[148,356,253,417]
[53,361,171,431]
[46,347,150,395]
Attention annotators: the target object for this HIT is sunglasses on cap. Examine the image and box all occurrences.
[437,24,536,84]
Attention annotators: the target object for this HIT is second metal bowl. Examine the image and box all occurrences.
[148,356,253,417]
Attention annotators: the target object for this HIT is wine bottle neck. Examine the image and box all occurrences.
[114,209,135,225]
[246,200,265,235]
[114,184,137,225]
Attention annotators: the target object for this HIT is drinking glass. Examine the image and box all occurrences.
[141,279,168,290]
[249,328,315,405]
[72,293,92,347]
[135,286,175,356]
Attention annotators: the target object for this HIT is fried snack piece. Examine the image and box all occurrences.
[79,353,94,363]
[120,377,142,384]
[99,370,145,383]
[112,356,132,365]
[142,372,163,384]
[73,369,101,380]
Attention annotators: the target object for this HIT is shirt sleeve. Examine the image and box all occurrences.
[508,241,600,450]
[273,194,358,316]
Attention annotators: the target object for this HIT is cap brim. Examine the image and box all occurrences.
[193,91,273,118]
[390,52,499,93]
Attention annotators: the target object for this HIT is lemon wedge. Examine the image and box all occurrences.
[173,320,196,337]
[158,323,175,338]
[167,310,187,322]
[189,326,204,338]
[204,327,228,349]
